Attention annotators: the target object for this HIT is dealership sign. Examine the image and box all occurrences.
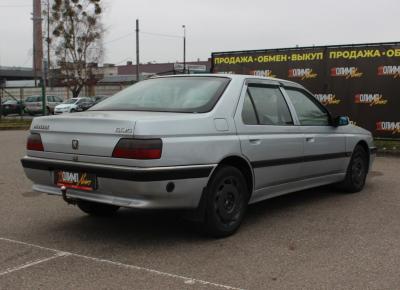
[212,42,400,138]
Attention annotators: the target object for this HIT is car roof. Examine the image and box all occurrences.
[152,73,304,89]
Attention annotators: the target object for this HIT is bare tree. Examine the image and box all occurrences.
[50,0,104,97]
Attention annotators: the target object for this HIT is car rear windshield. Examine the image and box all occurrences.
[90,77,230,113]
[25,96,41,102]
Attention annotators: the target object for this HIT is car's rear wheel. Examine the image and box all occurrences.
[337,145,368,193]
[77,200,120,216]
[202,166,249,238]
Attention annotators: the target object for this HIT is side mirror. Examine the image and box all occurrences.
[333,116,349,127]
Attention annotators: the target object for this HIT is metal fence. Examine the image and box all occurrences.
[0,84,128,119]
[2,84,128,101]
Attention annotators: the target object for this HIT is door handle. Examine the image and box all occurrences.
[249,139,261,145]
[305,137,315,143]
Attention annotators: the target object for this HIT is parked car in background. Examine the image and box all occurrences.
[1,99,25,116]
[54,97,94,114]
[93,95,109,105]
[21,75,376,237]
[25,95,64,115]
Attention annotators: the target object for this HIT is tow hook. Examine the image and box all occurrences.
[61,186,77,205]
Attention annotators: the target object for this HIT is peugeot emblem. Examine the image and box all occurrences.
[72,139,79,150]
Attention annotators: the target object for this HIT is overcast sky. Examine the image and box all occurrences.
[0,0,399,67]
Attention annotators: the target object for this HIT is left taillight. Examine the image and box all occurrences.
[112,138,162,159]
[27,133,44,151]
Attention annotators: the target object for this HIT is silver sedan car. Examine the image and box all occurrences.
[21,75,376,237]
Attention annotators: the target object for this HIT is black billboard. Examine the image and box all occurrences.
[211,42,400,139]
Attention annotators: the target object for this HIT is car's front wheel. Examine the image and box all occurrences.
[77,200,120,216]
[337,145,368,193]
[203,166,249,238]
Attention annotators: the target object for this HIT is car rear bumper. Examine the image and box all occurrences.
[21,156,215,209]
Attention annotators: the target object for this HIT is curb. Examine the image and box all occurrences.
[376,151,400,157]
[0,127,30,131]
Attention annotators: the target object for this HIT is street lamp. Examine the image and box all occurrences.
[182,25,186,74]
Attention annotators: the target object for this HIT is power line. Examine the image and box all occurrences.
[103,32,134,45]
[141,31,182,39]
[104,30,182,46]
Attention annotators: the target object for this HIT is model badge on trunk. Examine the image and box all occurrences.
[33,124,50,130]
[116,128,133,134]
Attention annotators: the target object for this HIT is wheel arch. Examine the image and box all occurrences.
[354,140,370,171]
[186,155,254,223]
[215,155,254,196]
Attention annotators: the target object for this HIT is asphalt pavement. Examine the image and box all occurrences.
[0,130,399,289]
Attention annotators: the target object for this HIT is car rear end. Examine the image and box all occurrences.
[22,112,214,209]
[25,96,43,115]
[21,76,233,210]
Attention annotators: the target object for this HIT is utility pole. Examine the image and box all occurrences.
[42,59,47,115]
[47,0,51,87]
[182,25,186,74]
[136,19,140,82]
[32,0,43,87]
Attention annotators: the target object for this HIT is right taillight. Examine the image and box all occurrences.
[112,138,162,159]
[27,133,44,151]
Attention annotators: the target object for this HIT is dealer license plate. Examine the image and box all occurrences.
[54,170,97,191]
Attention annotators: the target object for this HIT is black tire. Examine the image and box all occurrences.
[337,145,368,193]
[202,166,249,238]
[77,200,120,217]
[46,107,51,115]
[70,109,76,113]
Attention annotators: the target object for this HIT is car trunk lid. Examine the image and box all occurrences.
[29,111,183,157]
[31,111,137,157]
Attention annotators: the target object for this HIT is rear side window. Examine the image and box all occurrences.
[242,92,258,125]
[242,85,293,125]
[285,89,330,126]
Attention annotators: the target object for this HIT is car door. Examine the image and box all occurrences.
[235,80,305,200]
[283,87,347,179]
